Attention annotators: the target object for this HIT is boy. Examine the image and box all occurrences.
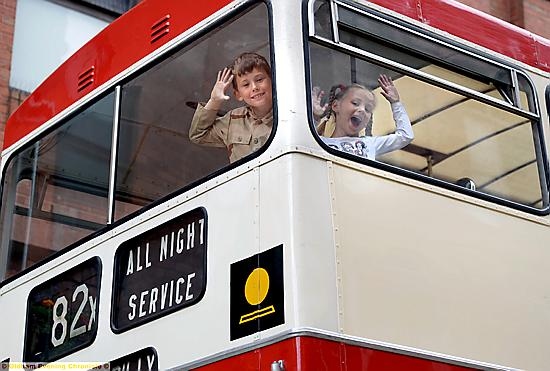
[189,52,273,163]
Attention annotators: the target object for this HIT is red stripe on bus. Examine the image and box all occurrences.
[193,336,484,370]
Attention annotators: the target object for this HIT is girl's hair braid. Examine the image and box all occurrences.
[324,84,346,118]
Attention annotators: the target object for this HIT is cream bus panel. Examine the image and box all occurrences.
[330,163,550,370]
[0,166,291,367]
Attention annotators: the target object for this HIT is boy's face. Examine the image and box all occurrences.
[333,88,374,137]
[234,67,272,116]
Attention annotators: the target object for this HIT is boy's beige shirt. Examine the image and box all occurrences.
[189,103,273,163]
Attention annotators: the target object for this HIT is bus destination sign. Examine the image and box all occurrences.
[112,207,207,332]
[23,257,102,363]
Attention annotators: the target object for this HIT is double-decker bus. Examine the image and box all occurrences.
[1,0,549,369]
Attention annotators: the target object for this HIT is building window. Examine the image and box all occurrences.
[10,0,109,92]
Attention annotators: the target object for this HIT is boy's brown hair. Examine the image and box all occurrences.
[230,52,271,89]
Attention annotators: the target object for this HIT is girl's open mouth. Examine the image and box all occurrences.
[350,116,362,127]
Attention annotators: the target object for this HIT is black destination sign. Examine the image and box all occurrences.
[23,257,102,363]
[111,207,207,332]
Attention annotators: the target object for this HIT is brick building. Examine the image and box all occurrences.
[0,0,549,148]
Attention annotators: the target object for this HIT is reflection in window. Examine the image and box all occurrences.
[114,4,270,220]
[310,29,547,210]
[0,93,114,280]
[312,0,332,39]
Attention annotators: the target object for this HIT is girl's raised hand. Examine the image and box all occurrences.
[312,86,327,119]
[378,74,400,104]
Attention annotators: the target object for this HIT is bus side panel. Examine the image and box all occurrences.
[258,154,340,333]
[330,163,550,370]
[103,169,263,368]
[0,169,267,368]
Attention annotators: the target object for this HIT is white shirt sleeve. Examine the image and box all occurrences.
[371,102,414,157]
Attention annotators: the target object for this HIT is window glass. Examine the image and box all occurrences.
[115,3,271,220]
[338,28,514,105]
[312,0,332,39]
[337,6,513,88]
[309,43,547,210]
[80,0,138,15]
[0,93,114,280]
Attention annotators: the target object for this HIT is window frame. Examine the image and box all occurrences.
[305,0,549,215]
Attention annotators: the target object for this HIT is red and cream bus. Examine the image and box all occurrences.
[1,0,549,369]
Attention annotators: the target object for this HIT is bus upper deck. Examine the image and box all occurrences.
[1,0,549,370]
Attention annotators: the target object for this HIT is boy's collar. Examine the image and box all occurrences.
[247,106,273,121]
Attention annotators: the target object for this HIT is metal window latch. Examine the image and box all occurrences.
[271,360,285,371]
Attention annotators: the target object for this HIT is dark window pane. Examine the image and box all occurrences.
[80,0,138,15]
[0,93,114,280]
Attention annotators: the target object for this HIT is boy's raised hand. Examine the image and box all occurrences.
[206,68,234,110]
[211,68,234,100]
[378,74,400,104]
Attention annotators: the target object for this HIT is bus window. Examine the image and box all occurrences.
[309,2,548,212]
[517,72,537,113]
[0,93,114,280]
[335,3,522,109]
[114,3,270,220]
[312,0,332,39]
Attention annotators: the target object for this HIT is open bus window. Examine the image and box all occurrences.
[309,3,548,211]
[312,0,332,39]
[0,93,114,280]
[114,3,270,220]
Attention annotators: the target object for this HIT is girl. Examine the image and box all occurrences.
[314,74,413,160]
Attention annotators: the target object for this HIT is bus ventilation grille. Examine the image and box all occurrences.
[151,15,171,44]
[77,66,95,92]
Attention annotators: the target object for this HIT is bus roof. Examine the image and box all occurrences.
[4,0,550,150]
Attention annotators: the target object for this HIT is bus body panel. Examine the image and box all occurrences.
[0,166,280,366]
[329,161,550,370]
